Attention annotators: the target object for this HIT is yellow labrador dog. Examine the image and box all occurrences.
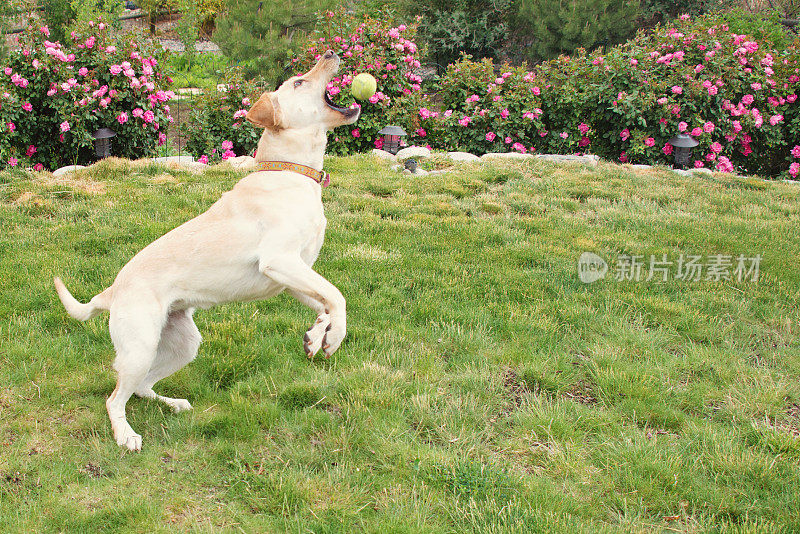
[54,51,359,451]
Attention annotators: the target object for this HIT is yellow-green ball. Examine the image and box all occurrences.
[351,73,377,101]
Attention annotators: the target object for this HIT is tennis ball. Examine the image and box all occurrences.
[351,73,377,101]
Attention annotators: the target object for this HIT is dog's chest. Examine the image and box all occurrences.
[300,215,327,266]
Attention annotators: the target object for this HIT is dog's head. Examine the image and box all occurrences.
[246,51,360,132]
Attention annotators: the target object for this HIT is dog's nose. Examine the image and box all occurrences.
[323,50,335,60]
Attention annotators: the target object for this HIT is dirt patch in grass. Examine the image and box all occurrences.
[79,463,106,478]
[151,173,180,184]
[11,191,43,206]
[562,380,598,406]
[38,174,106,195]
[500,367,529,411]
[784,403,800,437]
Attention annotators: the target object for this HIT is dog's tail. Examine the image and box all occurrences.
[53,277,113,321]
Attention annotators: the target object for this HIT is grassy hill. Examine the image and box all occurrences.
[1,156,799,532]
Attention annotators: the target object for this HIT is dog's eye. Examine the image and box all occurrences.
[294,79,304,88]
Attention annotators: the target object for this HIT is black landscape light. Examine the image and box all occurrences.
[377,125,406,155]
[667,133,699,170]
[92,128,117,159]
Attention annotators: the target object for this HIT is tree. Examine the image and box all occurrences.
[213,0,326,84]
[511,0,640,62]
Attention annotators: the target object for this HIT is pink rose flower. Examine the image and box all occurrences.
[26,145,36,156]
[8,157,18,166]
[485,132,496,142]
[620,129,630,141]
[710,142,723,154]
[644,137,655,147]
[789,162,800,178]
[678,122,688,132]
[351,128,360,138]
[671,85,683,94]
[198,155,209,164]
[791,145,800,159]
[662,144,673,156]
[60,121,70,132]
[22,102,32,112]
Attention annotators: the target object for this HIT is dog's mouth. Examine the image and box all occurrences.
[324,90,359,118]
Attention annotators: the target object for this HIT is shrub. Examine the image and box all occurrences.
[164,52,229,89]
[181,69,265,163]
[0,18,174,170]
[397,0,511,66]
[290,9,424,155]
[412,13,800,179]
[213,0,326,84]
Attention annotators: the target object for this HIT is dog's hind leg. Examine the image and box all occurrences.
[287,289,330,358]
[135,309,201,413]
[107,297,166,451]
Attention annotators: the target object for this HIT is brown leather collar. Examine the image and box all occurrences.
[257,161,330,187]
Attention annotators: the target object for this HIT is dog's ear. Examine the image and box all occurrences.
[246,92,282,130]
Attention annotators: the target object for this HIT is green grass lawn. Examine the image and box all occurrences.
[1,156,799,532]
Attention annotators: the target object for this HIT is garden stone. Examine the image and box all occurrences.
[692,168,713,175]
[413,168,429,176]
[396,146,431,159]
[481,152,534,160]
[371,149,397,161]
[673,169,692,177]
[428,170,448,175]
[391,164,403,172]
[447,151,480,162]
[630,164,652,171]
[224,155,257,170]
[53,165,87,177]
[151,155,196,166]
[536,154,599,166]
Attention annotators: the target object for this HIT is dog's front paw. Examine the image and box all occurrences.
[304,314,330,358]
[114,424,142,451]
[321,323,346,358]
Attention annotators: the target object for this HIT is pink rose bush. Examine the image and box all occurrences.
[0,18,174,170]
[403,13,799,179]
[183,73,266,164]
[290,10,423,156]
